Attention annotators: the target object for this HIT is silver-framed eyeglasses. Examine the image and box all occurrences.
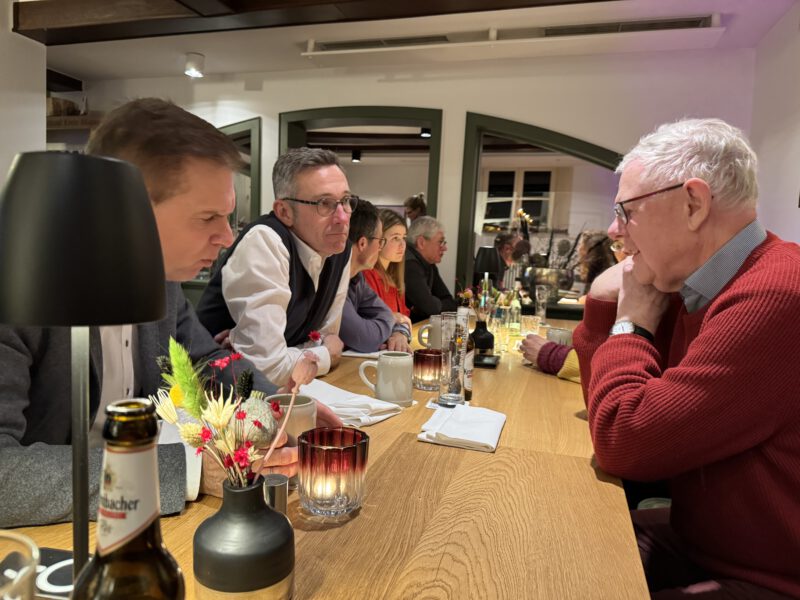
[613,182,684,225]
[283,194,359,217]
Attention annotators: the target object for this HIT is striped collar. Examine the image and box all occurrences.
[680,219,766,313]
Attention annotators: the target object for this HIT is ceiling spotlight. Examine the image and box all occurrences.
[184,52,205,78]
[351,149,362,163]
[420,127,432,139]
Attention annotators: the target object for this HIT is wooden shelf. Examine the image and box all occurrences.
[46,114,103,130]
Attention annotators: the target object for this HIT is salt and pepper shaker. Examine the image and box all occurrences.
[263,473,289,515]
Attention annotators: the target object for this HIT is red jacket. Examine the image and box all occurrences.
[573,233,800,597]
[363,269,410,317]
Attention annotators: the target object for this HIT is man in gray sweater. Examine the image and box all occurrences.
[0,99,338,528]
[340,200,410,353]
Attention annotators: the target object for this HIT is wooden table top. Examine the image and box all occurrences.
[18,320,648,599]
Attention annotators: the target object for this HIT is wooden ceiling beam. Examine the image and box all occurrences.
[15,0,195,31]
[14,0,615,46]
[175,0,236,17]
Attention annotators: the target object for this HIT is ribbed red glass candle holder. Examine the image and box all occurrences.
[297,428,369,517]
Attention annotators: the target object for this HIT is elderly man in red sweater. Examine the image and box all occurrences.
[573,118,800,599]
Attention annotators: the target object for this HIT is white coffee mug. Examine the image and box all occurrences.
[268,394,317,444]
[417,314,442,349]
[358,351,413,407]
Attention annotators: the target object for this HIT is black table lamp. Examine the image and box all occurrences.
[0,152,166,575]
[473,246,503,287]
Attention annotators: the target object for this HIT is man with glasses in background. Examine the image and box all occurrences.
[574,118,800,599]
[198,147,354,386]
[405,216,458,322]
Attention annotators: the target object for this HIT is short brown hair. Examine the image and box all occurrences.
[86,98,243,203]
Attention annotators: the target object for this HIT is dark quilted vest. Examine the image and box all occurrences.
[196,212,351,346]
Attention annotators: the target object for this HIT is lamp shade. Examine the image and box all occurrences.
[473,246,503,287]
[0,151,166,326]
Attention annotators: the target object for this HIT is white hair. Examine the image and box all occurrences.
[616,118,758,210]
[407,216,443,245]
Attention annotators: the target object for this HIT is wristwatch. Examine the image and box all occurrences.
[610,320,655,343]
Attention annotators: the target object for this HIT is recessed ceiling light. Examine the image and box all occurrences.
[185,53,205,78]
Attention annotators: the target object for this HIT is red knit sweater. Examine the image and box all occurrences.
[363,269,410,317]
[573,233,800,597]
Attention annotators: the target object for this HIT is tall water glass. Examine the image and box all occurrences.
[535,285,550,324]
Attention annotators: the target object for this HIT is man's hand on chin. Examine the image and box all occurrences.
[616,261,670,335]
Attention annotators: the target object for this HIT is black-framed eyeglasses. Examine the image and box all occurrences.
[283,194,359,217]
[613,183,684,225]
[369,237,387,249]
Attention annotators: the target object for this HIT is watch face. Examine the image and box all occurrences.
[611,321,635,335]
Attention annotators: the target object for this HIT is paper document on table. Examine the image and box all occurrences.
[342,350,381,359]
[300,378,402,426]
[418,404,506,452]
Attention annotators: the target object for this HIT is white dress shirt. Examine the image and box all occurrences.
[93,325,201,501]
[221,224,351,386]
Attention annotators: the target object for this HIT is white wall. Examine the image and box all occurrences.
[86,47,756,289]
[751,3,800,242]
[568,163,620,235]
[339,159,427,208]
[0,0,45,179]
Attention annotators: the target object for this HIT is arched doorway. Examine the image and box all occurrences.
[456,112,622,287]
[279,106,443,215]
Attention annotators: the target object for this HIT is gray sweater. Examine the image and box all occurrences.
[0,282,276,528]
[340,273,410,353]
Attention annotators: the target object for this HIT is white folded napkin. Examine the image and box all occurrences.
[342,350,381,359]
[300,378,402,426]
[418,404,506,452]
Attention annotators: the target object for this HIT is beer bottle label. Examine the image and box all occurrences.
[464,350,474,392]
[97,443,160,556]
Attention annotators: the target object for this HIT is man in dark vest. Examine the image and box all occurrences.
[197,147,353,387]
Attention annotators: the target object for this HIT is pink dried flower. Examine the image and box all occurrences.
[252,419,263,429]
[235,410,247,421]
[308,330,321,343]
[201,427,213,443]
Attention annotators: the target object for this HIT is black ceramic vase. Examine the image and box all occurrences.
[194,477,294,597]
[471,320,495,355]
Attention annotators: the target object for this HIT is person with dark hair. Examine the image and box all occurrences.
[578,230,617,293]
[521,230,623,382]
[364,208,411,322]
[405,216,458,322]
[0,99,337,528]
[403,192,427,225]
[340,201,411,353]
[197,147,353,387]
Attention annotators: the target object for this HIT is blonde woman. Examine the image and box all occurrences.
[364,209,411,327]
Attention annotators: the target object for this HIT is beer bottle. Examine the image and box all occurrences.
[464,331,475,403]
[72,399,185,599]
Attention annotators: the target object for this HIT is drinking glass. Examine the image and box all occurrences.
[0,530,39,600]
[298,428,369,517]
[495,306,511,354]
[520,315,541,336]
[535,285,550,324]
